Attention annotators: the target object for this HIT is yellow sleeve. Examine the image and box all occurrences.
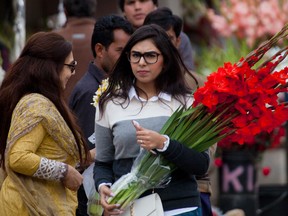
[8,123,45,176]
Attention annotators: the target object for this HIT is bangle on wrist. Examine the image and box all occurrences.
[59,163,68,179]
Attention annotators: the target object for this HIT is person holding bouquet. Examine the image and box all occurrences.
[93,24,209,216]
[143,8,215,215]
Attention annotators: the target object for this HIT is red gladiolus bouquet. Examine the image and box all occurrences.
[104,23,288,210]
[194,57,288,150]
[193,25,288,150]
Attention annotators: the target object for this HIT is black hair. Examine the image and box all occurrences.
[91,14,134,57]
[63,0,97,17]
[143,7,183,37]
[118,0,158,12]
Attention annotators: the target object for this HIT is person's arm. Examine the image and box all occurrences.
[93,158,114,192]
[93,108,123,215]
[159,139,210,176]
[133,121,210,176]
[9,123,44,176]
[9,123,83,191]
[93,106,115,191]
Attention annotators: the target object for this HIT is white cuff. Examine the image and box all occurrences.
[33,157,68,180]
[157,135,170,152]
[98,182,112,193]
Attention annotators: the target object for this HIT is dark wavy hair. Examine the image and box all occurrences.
[118,0,158,12]
[0,32,89,167]
[98,24,191,115]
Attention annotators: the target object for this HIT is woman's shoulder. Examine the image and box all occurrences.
[16,93,53,111]
[21,93,50,103]
[11,94,54,128]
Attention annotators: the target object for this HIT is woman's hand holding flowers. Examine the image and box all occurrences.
[133,120,167,151]
[99,185,123,215]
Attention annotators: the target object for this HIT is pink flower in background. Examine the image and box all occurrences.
[207,0,288,47]
[207,10,231,37]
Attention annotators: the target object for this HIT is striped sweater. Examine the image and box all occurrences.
[94,87,209,211]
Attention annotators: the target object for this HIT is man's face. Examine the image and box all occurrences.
[101,29,131,73]
[123,0,157,28]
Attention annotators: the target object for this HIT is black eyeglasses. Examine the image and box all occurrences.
[127,51,161,64]
[64,60,77,73]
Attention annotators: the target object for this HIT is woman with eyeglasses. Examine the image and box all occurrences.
[94,24,209,216]
[0,32,90,215]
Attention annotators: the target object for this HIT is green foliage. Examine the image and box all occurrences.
[195,38,251,75]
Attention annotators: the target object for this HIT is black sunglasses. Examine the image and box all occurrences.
[64,60,77,73]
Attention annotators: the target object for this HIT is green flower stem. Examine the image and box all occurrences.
[107,153,174,209]
[107,101,239,209]
[241,23,288,68]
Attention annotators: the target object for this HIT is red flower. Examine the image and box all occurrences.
[193,25,288,151]
[262,167,271,176]
[214,158,223,167]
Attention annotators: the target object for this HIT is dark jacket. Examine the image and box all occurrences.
[69,62,106,149]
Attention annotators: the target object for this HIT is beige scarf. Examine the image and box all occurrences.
[4,93,84,215]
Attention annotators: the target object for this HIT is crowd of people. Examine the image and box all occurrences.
[0,0,215,216]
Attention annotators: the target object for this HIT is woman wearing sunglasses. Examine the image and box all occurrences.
[0,32,90,215]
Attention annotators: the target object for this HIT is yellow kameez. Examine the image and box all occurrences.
[0,93,84,216]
